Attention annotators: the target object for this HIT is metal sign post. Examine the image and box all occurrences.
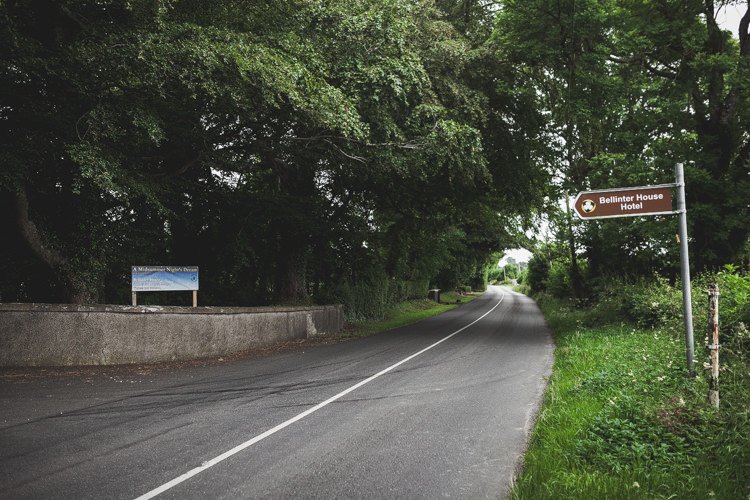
[675,163,695,376]
[573,163,695,376]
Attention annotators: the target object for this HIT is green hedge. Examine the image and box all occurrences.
[590,269,749,337]
[334,276,430,321]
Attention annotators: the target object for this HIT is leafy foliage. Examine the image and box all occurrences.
[499,0,750,285]
[2,0,747,316]
[0,0,545,311]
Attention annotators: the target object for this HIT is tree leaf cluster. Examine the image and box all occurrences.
[0,0,546,311]
[496,0,750,289]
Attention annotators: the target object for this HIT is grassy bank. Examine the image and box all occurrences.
[346,291,479,337]
[512,295,750,499]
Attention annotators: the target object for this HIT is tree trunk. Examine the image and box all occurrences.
[274,238,309,304]
[13,188,91,303]
[261,145,315,304]
[564,193,584,299]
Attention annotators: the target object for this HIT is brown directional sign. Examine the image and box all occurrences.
[574,185,674,219]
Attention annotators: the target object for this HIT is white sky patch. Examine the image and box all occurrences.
[717,3,745,37]
[211,168,241,189]
[499,248,532,266]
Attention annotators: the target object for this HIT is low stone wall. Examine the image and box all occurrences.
[0,303,344,367]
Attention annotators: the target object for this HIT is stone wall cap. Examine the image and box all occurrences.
[0,303,343,315]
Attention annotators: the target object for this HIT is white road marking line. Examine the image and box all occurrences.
[135,290,506,499]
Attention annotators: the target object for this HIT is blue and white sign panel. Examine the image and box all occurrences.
[131,266,199,292]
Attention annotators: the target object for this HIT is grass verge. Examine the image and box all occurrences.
[345,291,479,337]
[512,295,750,499]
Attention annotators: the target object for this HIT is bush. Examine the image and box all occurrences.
[712,266,750,357]
[547,259,572,298]
[581,269,750,351]
[486,267,503,283]
[334,274,429,321]
[621,276,683,331]
[716,266,750,335]
[526,253,549,293]
[517,270,526,284]
[468,275,486,291]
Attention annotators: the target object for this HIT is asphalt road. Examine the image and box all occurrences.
[0,286,553,499]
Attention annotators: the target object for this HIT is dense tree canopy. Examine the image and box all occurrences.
[495,0,750,293]
[1,0,747,310]
[0,0,545,311]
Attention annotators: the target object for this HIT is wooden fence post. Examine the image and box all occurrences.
[708,283,720,409]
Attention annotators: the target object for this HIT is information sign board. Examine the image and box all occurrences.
[131,266,199,292]
[573,185,674,219]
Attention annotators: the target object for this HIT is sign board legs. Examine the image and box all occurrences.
[132,291,196,306]
[675,163,695,376]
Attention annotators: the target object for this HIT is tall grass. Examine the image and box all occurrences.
[512,278,750,499]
